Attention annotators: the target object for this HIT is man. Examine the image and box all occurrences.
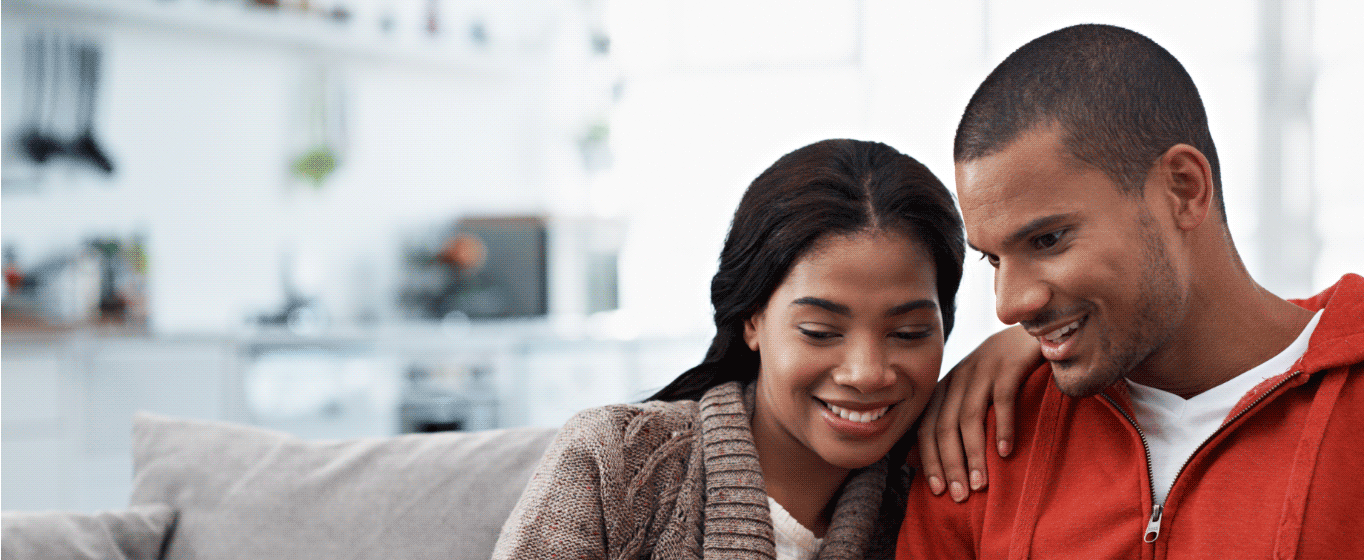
[898,24,1364,558]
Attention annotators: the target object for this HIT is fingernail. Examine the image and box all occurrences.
[950,481,967,502]
[970,470,984,490]
[998,439,1012,458]
[928,476,945,495]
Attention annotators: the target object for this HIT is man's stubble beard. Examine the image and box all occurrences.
[1053,211,1185,398]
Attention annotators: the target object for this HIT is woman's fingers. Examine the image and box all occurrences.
[920,325,1043,502]
[916,380,950,496]
[993,380,1018,458]
[991,325,1042,458]
[933,365,973,502]
[958,368,994,492]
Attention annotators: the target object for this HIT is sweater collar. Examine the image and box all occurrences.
[697,381,887,559]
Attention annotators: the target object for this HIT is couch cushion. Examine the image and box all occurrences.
[1,504,175,560]
[129,412,556,560]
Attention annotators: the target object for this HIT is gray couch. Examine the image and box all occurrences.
[1,412,558,560]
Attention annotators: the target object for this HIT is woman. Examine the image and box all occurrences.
[494,139,1010,559]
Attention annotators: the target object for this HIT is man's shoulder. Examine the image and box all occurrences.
[1297,273,1364,374]
[1014,362,1062,408]
[992,362,1124,449]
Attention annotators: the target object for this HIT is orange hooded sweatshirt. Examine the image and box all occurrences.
[897,273,1364,559]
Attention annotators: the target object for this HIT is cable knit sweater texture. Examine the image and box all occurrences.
[492,381,906,560]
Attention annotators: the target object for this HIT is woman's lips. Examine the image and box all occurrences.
[816,398,897,437]
[825,402,890,423]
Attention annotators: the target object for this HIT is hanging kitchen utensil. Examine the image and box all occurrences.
[19,33,64,164]
[67,42,114,174]
[289,65,346,188]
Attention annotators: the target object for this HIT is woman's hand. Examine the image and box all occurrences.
[916,325,1042,502]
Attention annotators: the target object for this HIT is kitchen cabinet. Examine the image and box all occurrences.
[2,339,83,511]
[2,332,241,512]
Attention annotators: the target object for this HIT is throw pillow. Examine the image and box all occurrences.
[1,504,175,560]
[129,412,556,560]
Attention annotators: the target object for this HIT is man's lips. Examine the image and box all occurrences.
[1030,314,1088,361]
[1026,313,1087,340]
[1042,319,1082,342]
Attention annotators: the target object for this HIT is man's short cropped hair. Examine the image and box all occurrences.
[954,24,1225,221]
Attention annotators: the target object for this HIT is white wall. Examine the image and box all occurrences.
[601,0,1364,367]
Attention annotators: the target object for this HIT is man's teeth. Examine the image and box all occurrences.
[825,403,890,423]
[1044,320,1082,342]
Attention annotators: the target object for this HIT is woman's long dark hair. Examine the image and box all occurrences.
[648,139,965,402]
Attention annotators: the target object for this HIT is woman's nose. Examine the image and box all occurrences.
[834,338,895,393]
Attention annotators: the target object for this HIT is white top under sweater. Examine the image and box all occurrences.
[768,496,823,560]
[1127,310,1322,505]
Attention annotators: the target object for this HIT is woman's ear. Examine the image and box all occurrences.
[1152,144,1214,231]
[743,313,762,352]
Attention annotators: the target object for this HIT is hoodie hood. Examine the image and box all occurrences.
[1294,273,1364,375]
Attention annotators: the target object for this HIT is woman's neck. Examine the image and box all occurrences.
[751,406,850,537]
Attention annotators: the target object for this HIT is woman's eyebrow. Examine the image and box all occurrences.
[885,300,938,317]
[790,297,850,316]
[789,297,938,318]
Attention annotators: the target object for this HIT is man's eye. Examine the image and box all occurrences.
[979,253,1000,268]
[1033,230,1065,250]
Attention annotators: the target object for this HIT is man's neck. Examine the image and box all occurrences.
[1126,278,1314,399]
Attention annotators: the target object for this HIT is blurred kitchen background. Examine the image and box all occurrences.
[2,0,1360,512]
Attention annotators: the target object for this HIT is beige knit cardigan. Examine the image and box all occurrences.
[492,381,906,560]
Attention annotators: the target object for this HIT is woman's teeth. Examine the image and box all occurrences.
[824,403,890,423]
[1044,319,1082,342]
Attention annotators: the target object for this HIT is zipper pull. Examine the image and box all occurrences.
[1144,504,1164,543]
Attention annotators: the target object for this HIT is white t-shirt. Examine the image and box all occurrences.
[768,496,823,560]
[1126,310,1322,505]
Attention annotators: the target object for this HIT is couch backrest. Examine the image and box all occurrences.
[129,412,557,560]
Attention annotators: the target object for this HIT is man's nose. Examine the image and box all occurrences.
[995,261,1051,326]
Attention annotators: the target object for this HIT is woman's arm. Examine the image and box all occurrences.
[916,325,1042,502]
[493,403,698,559]
[492,417,611,559]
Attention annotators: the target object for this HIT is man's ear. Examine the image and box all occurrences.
[1151,144,1214,231]
[743,312,762,352]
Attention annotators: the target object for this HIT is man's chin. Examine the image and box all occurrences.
[1050,360,1121,398]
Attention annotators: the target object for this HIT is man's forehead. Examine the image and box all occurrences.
[955,128,1072,186]
[952,132,1118,246]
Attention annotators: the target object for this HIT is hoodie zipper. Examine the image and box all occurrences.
[1101,370,1303,544]
[1099,394,1162,542]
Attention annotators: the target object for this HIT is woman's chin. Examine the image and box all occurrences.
[816,443,896,471]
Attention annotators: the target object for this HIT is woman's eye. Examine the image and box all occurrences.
[798,327,839,341]
[1032,230,1065,250]
[891,330,932,341]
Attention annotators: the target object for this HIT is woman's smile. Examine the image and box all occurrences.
[818,399,894,424]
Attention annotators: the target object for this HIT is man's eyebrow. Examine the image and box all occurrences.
[790,297,938,317]
[971,213,1078,254]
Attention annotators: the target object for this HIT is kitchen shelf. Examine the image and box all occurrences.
[2,0,539,71]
